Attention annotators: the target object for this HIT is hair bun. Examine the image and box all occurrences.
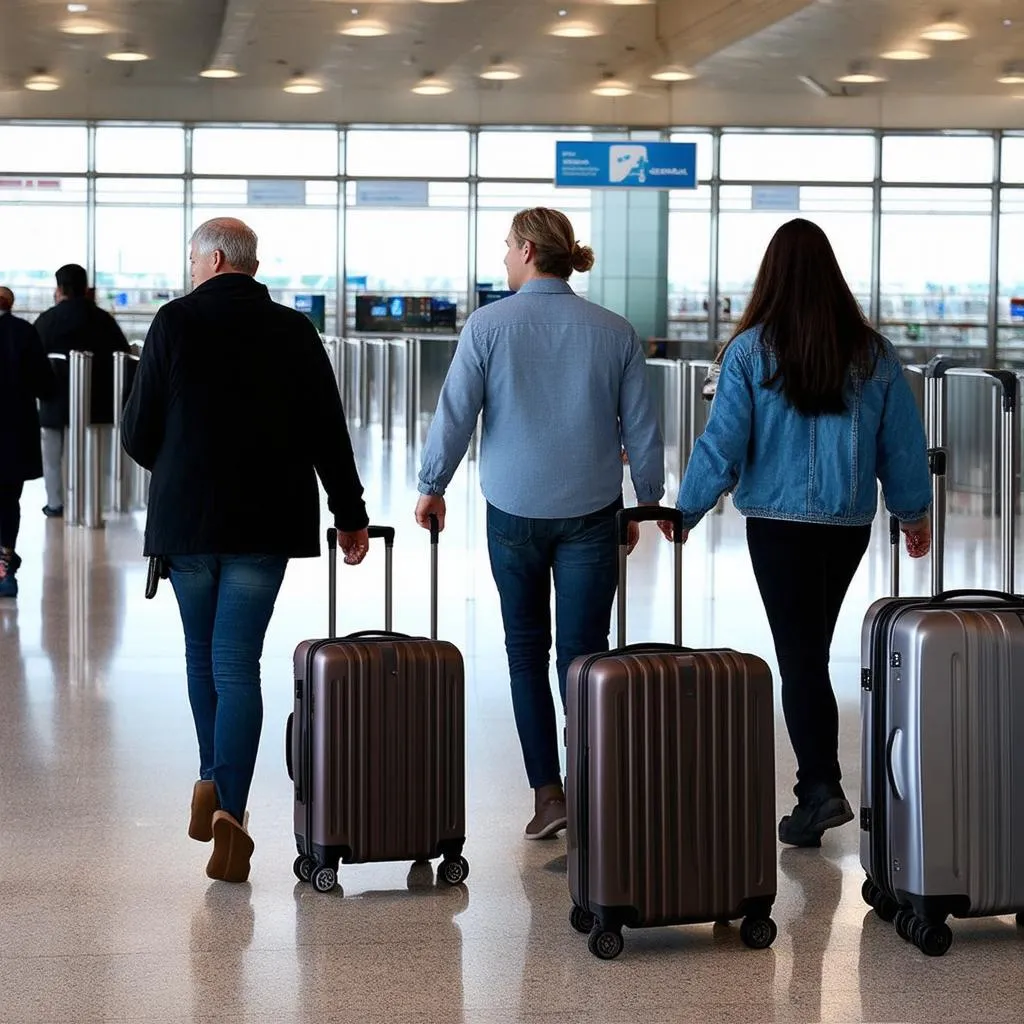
[571,242,595,274]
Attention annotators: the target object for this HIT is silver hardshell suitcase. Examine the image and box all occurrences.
[860,370,1024,956]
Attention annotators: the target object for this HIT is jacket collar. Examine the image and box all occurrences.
[516,278,574,296]
[192,273,270,299]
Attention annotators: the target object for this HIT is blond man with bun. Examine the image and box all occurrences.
[415,207,664,840]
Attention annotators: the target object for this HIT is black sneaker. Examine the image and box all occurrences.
[778,783,854,848]
[42,505,64,518]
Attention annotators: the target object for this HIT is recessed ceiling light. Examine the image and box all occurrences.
[25,72,61,92]
[999,71,1024,85]
[650,64,695,81]
[591,76,633,97]
[66,2,88,11]
[60,16,110,34]
[200,65,242,79]
[284,75,324,94]
[412,74,453,95]
[880,47,930,60]
[921,20,970,41]
[480,62,521,81]
[340,18,389,36]
[838,71,887,83]
[548,20,600,37]
[106,47,149,62]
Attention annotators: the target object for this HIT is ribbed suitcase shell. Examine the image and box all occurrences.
[292,635,466,867]
[567,646,776,930]
[861,596,1024,920]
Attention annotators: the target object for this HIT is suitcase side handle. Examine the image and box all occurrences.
[615,506,683,648]
[327,525,394,638]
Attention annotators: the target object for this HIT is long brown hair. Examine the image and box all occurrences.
[730,218,881,416]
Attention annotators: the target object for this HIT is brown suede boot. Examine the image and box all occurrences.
[189,781,218,843]
[206,811,255,883]
[525,783,567,840]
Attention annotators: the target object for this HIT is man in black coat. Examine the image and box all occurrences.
[34,264,130,518]
[122,217,370,884]
[0,300,55,598]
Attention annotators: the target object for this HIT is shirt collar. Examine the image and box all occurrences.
[516,278,574,296]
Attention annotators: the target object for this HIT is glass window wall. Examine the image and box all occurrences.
[0,176,88,317]
[717,186,873,339]
[345,181,469,330]
[720,132,875,182]
[0,122,1022,365]
[346,130,470,179]
[879,187,991,362]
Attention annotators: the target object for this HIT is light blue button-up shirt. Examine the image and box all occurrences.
[418,277,665,519]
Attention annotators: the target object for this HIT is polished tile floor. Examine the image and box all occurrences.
[2,424,1023,1024]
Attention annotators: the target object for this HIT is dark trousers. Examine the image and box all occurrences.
[486,498,621,790]
[0,480,24,550]
[746,517,871,800]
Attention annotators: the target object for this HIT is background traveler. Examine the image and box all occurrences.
[34,264,130,518]
[0,286,14,313]
[0,296,54,598]
[415,207,665,840]
[122,217,371,883]
[670,218,931,848]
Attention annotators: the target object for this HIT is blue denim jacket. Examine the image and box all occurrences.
[675,326,931,530]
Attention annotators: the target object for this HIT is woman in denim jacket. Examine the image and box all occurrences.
[672,219,932,848]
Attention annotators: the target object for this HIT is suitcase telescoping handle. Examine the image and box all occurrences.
[616,506,683,648]
[327,525,395,639]
[888,447,946,599]
[325,517,442,640]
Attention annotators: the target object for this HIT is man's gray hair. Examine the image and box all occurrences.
[190,217,259,273]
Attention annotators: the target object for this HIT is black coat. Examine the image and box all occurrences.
[0,313,55,485]
[35,297,130,429]
[121,273,369,558]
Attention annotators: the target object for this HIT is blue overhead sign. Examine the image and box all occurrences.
[555,141,697,190]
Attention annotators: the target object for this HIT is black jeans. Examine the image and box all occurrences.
[0,480,24,550]
[746,517,871,801]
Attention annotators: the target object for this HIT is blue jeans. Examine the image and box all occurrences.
[486,499,620,789]
[168,554,288,821]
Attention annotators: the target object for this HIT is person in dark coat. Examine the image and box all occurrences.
[0,303,55,598]
[122,217,371,885]
[34,264,130,518]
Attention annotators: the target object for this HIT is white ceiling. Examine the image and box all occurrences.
[3,0,1024,127]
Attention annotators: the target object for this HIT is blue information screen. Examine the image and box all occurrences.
[555,141,697,190]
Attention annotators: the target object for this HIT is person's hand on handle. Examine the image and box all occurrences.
[626,521,640,555]
[415,494,447,533]
[901,516,931,559]
[338,528,369,565]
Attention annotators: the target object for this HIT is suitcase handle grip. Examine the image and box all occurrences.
[929,588,1022,604]
[616,506,684,546]
[342,629,412,640]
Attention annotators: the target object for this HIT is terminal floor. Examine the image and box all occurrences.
[1,425,1022,1024]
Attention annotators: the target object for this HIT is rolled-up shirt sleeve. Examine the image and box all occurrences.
[418,319,486,497]
[619,331,665,503]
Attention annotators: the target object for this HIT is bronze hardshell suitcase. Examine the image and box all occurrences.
[286,519,468,893]
[566,507,777,960]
